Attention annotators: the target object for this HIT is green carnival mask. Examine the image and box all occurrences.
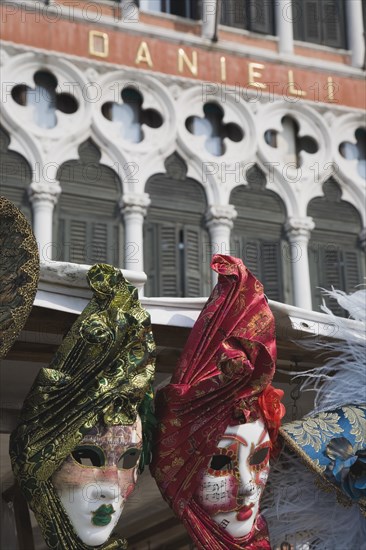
[10,264,156,549]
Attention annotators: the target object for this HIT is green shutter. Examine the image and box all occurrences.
[243,239,261,277]
[324,246,345,316]
[249,0,274,34]
[323,245,342,289]
[230,166,288,303]
[144,154,209,297]
[292,0,304,41]
[322,0,346,48]
[184,226,202,297]
[69,219,88,264]
[190,0,202,20]
[90,222,111,264]
[56,139,123,267]
[309,242,322,310]
[262,241,282,302]
[308,178,363,314]
[159,223,180,297]
[293,0,346,47]
[144,222,158,296]
[231,234,284,302]
[303,0,322,44]
[220,0,247,29]
[59,217,119,265]
[0,126,32,222]
[309,242,362,316]
[343,250,361,293]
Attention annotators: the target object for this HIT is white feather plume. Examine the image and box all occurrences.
[296,288,366,414]
[262,452,366,550]
[262,288,366,548]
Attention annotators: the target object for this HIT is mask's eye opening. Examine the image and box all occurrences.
[210,454,233,471]
[118,448,141,470]
[71,445,105,467]
[249,446,270,467]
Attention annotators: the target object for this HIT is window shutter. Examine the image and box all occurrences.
[309,242,322,310]
[261,241,283,302]
[220,0,247,29]
[0,127,32,222]
[56,218,66,262]
[90,222,109,264]
[292,0,304,40]
[303,0,322,44]
[184,226,202,297]
[231,234,283,302]
[190,0,202,20]
[69,219,88,264]
[312,247,363,315]
[343,250,361,293]
[159,223,180,297]
[323,246,342,289]
[249,0,274,34]
[243,239,261,277]
[320,244,343,315]
[322,0,346,48]
[144,222,158,296]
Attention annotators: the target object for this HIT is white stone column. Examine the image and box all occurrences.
[206,204,237,285]
[285,216,315,310]
[202,0,219,40]
[346,0,365,69]
[276,0,294,55]
[120,193,150,272]
[28,182,60,263]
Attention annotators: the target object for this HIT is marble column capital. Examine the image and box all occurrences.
[285,216,315,241]
[205,204,238,230]
[28,182,61,206]
[119,193,151,217]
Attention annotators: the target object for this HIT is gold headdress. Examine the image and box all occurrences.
[0,196,39,358]
[10,264,156,549]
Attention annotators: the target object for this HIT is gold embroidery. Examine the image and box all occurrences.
[285,412,343,452]
[343,406,366,445]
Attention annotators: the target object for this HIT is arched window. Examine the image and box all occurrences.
[0,126,32,221]
[308,179,365,315]
[144,153,210,297]
[54,140,123,265]
[230,165,290,303]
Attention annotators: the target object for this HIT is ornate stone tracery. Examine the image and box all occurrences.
[0,45,364,305]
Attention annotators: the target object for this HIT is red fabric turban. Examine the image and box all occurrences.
[150,255,278,549]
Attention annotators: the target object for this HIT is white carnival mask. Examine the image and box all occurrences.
[195,417,270,538]
[52,417,142,546]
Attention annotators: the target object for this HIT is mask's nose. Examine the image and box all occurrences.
[238,463,256,498]
[99,485,120,502]
[86,470,121,503]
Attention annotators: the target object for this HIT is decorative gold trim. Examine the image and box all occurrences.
[0,197,39,358]
[89,30,109,58]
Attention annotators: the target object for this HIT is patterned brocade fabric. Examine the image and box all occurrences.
[281,405,366,513]
[150,255,277,549]
[10,264,156,550]
[0,196,40,358]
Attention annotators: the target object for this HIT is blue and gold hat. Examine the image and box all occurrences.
[280,405,366,514]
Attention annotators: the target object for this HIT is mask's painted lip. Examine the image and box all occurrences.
[236,502,254,522]
[91,504,116,526]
